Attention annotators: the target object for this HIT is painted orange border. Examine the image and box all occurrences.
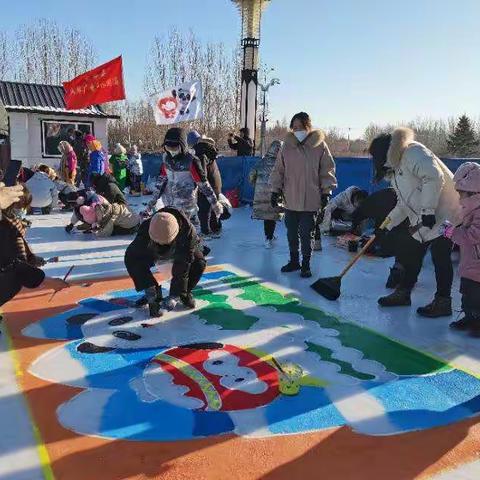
[3,271,480,480]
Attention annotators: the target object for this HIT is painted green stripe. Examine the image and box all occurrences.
[193,285,259,330]
[220,275,449,376]
[306,341,375,381]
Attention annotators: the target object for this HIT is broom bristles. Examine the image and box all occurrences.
[310,276,341,301]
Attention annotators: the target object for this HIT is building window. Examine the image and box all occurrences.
[41,120,94,158]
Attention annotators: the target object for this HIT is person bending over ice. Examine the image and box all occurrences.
[319,186,368,234]
[124,208,206,317]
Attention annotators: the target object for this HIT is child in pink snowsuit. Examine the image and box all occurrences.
[445,162,480,336]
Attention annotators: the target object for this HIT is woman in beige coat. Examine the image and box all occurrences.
[371,127,461,317]
[270,112,337,277]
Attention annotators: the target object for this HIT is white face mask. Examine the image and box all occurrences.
[165,146,181,157]
[294,130,308,143]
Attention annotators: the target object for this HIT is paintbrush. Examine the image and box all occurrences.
[48,265,75,303]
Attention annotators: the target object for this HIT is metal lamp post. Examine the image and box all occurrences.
[231,0,271,150]
[259,75,280,156]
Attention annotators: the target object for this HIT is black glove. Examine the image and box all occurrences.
[65,223,74,233]
[422,214,436,229]
[271,192,281,209]
[321,194,330,209]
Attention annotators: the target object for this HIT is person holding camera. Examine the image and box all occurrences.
[228,128,254,156]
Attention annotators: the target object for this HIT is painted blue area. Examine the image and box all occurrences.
[200,270,236,280]
[23,269,480,441]
[22,305,99,340]
[79,298,127,312]
[266,387,346,434]
[66,341,156,389]
[369,370,480,432]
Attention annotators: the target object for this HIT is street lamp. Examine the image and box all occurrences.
[231,0,271,149]
[258,74,280,156]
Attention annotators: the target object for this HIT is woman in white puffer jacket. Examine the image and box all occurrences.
[25,165,58,214]
[370,127,461,317]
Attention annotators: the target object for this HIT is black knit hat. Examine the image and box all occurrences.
[369,133,392,183]
[163,127,187,153]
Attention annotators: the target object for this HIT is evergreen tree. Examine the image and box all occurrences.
[447,115,479,157]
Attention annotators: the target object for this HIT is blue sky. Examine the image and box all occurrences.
[2,0,480,137]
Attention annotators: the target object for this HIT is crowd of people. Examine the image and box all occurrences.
[1,113,479,337]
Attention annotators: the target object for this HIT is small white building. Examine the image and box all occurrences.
[0,80,119,169]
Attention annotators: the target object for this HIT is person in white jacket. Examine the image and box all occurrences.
[25,165,58,214]
[319,186,368,234]
[370,127,461,317]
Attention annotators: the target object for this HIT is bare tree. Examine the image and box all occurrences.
[13,19,96,84]
[0,31,12,79]
[144,29,239,144]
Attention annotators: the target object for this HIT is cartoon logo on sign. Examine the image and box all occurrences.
[24,269,480,441]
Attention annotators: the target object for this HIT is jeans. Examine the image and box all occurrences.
[284,210,317,260]
[264,220,276,240]
[398,235,453,297]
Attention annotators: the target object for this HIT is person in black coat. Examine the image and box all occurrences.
[124,207,206,317]
[91,173,127,205]
[191,136,223,236]
[0,188,69,306]
[352,187,409,289]
[228,128,254,156]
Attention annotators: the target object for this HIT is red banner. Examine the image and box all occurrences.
[63,56,126,110]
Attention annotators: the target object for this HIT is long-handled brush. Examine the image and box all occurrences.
[311,218,390,301]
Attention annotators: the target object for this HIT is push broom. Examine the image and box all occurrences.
[311,218,390,301]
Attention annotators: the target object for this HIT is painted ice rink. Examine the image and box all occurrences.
[2,204,480,479]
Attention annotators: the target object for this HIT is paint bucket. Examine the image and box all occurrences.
[278,363,304,396]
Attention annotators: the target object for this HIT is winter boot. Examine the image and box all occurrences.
[281,253,301,273]
[386,265,404,289]
[135,286,162,308]
[145,286,163,318]
[465,311,480,338]
[300,258,312,278]
[450,311,476,331]
[41,206,52,215]
[417,295,452,318]
[180,292,196,310]
[378,288,411,307]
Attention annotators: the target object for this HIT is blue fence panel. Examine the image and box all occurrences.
[138,154,479,202]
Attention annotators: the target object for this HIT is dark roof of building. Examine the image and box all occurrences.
[0,80,120,118]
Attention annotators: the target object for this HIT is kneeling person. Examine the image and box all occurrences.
[124,208,206,317]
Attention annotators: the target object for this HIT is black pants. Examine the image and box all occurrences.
[130,174,142,193]
[0,272,22,307]
[397,235,453,297]
[284,210,316,260]
[264,220,276,240]
[125,242,206,296]
[198,193,222,235]
[460,278,480,313]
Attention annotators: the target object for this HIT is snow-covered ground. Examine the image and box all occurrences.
[2,201,480,479]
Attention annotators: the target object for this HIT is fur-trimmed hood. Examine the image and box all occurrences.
[386,127,415,169]
[284,129,326,148]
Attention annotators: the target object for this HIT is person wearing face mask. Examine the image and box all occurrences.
[270,112,337,278]
[228,128,254,156]
[371,128,461,317]
[144,127,223,222]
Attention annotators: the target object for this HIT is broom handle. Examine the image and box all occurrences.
[339,218,391,278]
